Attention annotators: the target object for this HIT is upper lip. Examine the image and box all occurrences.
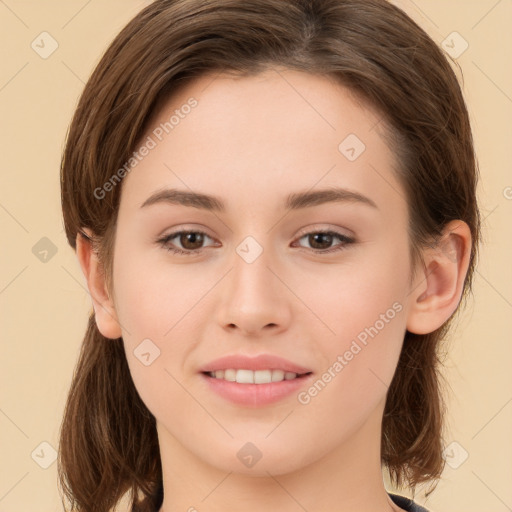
[199,354,312,374]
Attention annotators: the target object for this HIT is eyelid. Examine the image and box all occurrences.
[157,223,214,237]
[159,228,217,246]
[292,228,355,254]
[294,223,354,239]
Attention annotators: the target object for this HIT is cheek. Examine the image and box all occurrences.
[297,282,407,443]
[307,243,410,345]
[112,243,209,342]
[298,242,409,409]
[111,245,213,418]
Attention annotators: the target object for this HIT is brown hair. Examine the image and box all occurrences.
[58,0,481,510]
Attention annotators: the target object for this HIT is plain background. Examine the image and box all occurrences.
[0,1,510,510]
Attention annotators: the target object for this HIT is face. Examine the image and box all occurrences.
[109,68,416,476]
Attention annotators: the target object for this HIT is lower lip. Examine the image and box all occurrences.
[200,372,314,407]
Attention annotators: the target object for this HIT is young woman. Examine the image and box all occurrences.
[58,1,480,511]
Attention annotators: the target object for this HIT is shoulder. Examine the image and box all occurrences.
[388,492,430,512]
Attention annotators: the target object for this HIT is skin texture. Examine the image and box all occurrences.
[77,68,471,512]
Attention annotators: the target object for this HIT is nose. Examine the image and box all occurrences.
[215,243,292,337]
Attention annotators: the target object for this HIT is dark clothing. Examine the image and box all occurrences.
[389,492,430,511]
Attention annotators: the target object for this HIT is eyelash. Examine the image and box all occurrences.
[156,228,355,256]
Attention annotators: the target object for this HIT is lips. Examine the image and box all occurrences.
[199,353,314,406]
[199,353,313,374]
[200,371,314,407]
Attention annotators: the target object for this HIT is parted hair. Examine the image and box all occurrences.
[58,0,480,510]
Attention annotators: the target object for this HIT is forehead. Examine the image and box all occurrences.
[159,68,384,144]
[119,67,405,218]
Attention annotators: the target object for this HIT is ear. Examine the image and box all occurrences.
[406,220,472,335]
[75,228,123,339]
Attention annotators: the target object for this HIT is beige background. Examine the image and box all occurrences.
[0,1,511,510]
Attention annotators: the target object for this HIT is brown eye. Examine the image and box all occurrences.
[308,232,335,250]
[177,232,205,250]
[157,230,215,256]
[294,230,354,254]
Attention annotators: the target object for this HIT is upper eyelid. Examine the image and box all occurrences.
[161,226,352,240]
[161,222,353,237]
[295,224,354,238]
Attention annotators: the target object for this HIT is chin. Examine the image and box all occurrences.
[197,437,315,477]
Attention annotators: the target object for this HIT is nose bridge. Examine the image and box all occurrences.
[231,233,279,306]
[215,233,291,333]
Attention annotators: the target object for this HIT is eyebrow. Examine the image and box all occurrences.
[140,187,378,212]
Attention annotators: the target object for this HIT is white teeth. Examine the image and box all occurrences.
[207,369,300,384]
[224,369,236,381]
[271,369,284,382]
[236,369,255,384]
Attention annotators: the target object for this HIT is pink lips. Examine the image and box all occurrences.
[199,353,314,407]
[199,353,312,374]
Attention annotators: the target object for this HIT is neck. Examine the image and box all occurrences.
[157,399,403,512]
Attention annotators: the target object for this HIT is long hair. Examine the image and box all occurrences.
[58,1,481,510]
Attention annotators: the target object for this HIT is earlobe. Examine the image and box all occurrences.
[406,220,472,335]
[75,228,123,340]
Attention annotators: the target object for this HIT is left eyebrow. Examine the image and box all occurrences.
[139,186,378,212]
[285,187,378,210]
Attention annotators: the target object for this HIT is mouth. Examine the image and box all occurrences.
[198,353,314,406]
[200,369,314,407]
[202,369,313,384]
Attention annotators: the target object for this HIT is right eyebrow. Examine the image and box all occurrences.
[140,188,225,212]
